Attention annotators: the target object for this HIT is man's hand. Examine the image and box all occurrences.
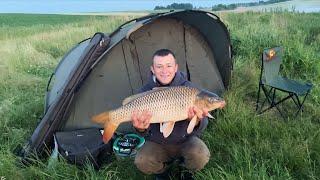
[187,106,209,126]
[132,110,152,132]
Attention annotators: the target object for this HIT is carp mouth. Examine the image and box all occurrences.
[196,90,226,110]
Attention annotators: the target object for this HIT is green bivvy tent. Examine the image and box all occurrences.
[20,10,233,158]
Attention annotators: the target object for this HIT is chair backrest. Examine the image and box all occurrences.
[262,46,283,84]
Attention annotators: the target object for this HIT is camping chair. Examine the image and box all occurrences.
[256,46,313,118]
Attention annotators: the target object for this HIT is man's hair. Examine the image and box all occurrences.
[152,49,176,59]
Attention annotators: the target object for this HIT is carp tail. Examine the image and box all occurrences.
[92,111,110,124]
[91,111,118,143]
[102,121,119,143]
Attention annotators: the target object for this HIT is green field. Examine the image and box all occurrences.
[0,11,319,179]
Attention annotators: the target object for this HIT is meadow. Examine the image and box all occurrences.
[241,0,320,13]
[0,11,319,179]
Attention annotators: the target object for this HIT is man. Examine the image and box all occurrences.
[132,49,211,179]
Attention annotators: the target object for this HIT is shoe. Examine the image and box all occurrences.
[155,170,170,180]
[180,170,194,180]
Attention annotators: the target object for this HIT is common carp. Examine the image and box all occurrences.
[92,86,226,143]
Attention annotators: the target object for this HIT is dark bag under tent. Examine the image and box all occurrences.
[54,128,112,169]
[18,10,233,165]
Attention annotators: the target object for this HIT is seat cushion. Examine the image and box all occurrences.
[262,76,312,95]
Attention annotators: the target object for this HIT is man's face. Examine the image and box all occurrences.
[151,54,178,85]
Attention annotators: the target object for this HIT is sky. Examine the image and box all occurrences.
[0,0,262,13]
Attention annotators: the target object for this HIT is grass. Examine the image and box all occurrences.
[0,11,319,179]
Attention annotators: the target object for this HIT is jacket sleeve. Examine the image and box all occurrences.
[189,117,208,137]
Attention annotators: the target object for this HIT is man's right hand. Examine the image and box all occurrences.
[132,110,152,132]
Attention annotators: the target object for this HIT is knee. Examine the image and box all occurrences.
[134,153,165,174]
[134,152,154,167]
[183,144,211,171]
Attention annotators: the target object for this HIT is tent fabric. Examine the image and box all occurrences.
[45,40,90,112]
[20,10,232,159]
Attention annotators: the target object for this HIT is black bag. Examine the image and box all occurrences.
[54,128,112,169]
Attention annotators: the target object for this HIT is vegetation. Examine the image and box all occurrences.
[154,3,193,10]
[154,1,292,11]
[0,11,319,180]
[212,0,292,11]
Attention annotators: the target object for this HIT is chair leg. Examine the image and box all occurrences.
[258,86,273,113]
[262,86,273,106]
[257,84,311,119]
[290,93,300,108]
[257,84,272,113]
[259,87,295,119]
[271,88,285,119]
[294,90,311,117]
[271,88,276,105]
[259,87,284,116]
[273,94,294,105]
[256,83,262,111]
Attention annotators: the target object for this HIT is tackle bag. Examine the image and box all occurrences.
[54,128,112,169]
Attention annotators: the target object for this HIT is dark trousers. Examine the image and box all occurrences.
[134,136,210,175]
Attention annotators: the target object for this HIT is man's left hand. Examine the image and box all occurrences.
[187,106,209,126]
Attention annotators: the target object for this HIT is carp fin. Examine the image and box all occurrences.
[92,111,110,124]
[207,113,214,119]
[162,121,175,138]
[187,116,198,134]
[152,87,169,90]
[122,87,169,105]
[103,121,119,143]
[122,92,148,105]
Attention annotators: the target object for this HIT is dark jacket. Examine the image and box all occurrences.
[137,71,208,144]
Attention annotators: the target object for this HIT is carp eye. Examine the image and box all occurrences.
[208,97,219,103]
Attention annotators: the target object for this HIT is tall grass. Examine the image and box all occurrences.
[0,12,319,179]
